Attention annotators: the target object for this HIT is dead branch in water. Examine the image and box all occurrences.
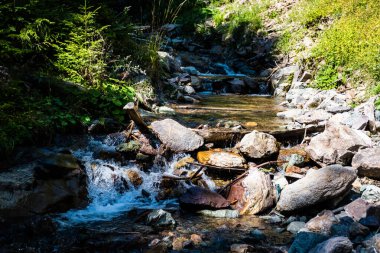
[123,102,151,133]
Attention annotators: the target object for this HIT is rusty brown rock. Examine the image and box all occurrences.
[179,186,230,210]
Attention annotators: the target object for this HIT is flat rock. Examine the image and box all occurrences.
[310,237,352,253]
[276,165,357,212]
[197,149,246,168]
[198,209,239,218]
[151,119,204,152]
[295,110,332,124]
[352,148,380,179]
[306,123,372,165]
[236,131,279,159]
[179,186,230,210]
[227,169,274,215]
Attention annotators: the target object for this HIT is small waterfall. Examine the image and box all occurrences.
[58,138,215,224]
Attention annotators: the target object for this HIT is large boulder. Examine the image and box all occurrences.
[151,119,204,152]
[197,149,246,168]
[179,186,230,210]
[276,165,357,212]
[352,148,380,179]
[306,123,372,165]
[236,131,279,159]
[227,169,274,215]
[310,237,353,253]
[0,153,87,217]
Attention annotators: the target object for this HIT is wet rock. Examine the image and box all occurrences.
[182,66,199,75]
[227,169,274,215]
[179,186,230,210]
[190,234,202,245]
[309,236,352,253]
[305,210,338,235]
[125,169,143,187]
[198,209,239,218]
[158,106,175,115]
[361,185,380,204]
[151,119,204,152]
[174,156,194,169]
[276,165,357,212]
[197,149,246,168]
[172,236,190,251]
[190,76,201,89]
[306,123,372,165]
[250,229,266,241]
[287,221,306,234]
[288,231,329,253]
[0,163,87,217]
[352,148,380,179]
[295,110,332,124]
[236,131,279,159]
[229,79,246,93]
[146,209,175,230]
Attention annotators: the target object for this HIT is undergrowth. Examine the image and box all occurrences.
[284,0,380,92]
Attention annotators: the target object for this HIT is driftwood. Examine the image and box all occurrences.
[123,102,151,133]
[193,125,325,143]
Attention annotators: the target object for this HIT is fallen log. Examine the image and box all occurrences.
[193,125,325,143]
[123,102,151,133]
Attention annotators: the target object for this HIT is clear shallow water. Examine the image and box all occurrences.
[170,94,288,131]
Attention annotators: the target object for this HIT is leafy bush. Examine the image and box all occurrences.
[283,0,380,92]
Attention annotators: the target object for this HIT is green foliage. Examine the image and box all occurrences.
[313,65,341,90]
[54,3,108,86]
[280,0,380,92]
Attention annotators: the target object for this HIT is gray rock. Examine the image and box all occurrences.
[342,112,369,130]
[151,119,204,152]
[227,169,275,215]
[250,229,266,241]
[288,231,329,253]
[158,51,181,72]
[295,110,332,124]
[287,221,306,234]
[276,165,357,212]
[306,123,372,165]
[146,209,176,229]
[229,79,246,93]
[310,237,352,253]
[354,96,377,132]
[352,148,380,179]
[326,106,352,114]
[271,65,299,87]
[198,209,239,218]
[158,106,175,115]
[361,185,380,204]
[305,210,338,235]
[277,109,304,120]
[0,160,87,217]
[236,131,279,159]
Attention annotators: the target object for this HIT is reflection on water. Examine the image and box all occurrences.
[170,94,288,131]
